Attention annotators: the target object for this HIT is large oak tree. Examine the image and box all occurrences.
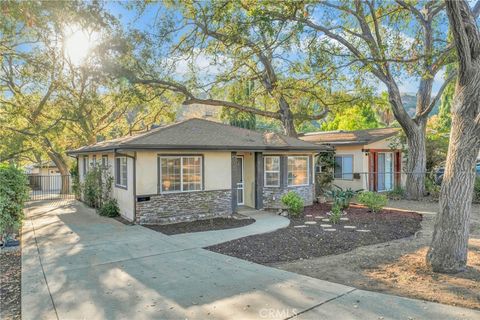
[427,0,480,273]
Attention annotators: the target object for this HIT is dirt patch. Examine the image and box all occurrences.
[0,247,21,320]
[206,203,422,264]
[144,216,255,235]
[366,245,480,310]
[274,200,480,310]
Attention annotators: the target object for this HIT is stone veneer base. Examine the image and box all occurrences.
[263,185,315,209]
[136,189,232,225]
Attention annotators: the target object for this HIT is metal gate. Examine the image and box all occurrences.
[27,175,74,200]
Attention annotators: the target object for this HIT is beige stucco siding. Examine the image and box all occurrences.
[330,137,405,191]
[135,150,232,195]
[77,152,135,221]
[333,146,366,191]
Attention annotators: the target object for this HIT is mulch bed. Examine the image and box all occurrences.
[206,203,422,264]
[0,247,21,320]
[144,217,255,235]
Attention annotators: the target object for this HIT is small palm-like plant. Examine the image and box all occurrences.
[326,186,362,210]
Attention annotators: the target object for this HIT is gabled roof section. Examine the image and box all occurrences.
[299,127,401,146]
[68,118,330,154]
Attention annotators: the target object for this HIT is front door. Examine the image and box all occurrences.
[236,156,244,205]
[377,152,394,191]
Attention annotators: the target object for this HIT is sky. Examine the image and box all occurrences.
[104,1,448,96]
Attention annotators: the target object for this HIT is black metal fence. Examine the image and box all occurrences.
[27,175,74,200]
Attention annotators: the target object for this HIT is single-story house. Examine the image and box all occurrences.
[300,127,405,192]
[67,118,330,224]
[25,161,64,192]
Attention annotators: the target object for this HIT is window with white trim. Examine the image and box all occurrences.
[82,156,88,177]
[288,156,309,186]
[334,155,353,180]
[115,157,128,188]
[102,155,108,168]
[159,156,202,192]
[264,156,280,187]
[92,155,97,167]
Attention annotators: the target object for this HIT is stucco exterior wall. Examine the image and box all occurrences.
[329,136,405,191]
[135,150,232,195]
[77,152,135,221]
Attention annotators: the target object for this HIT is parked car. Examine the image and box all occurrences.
[435,161,480,185]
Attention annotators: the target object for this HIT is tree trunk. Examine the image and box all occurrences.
[427,108,479,272]
[427,0,480,274]
[404,120,427,200]
[279,96,297,137]
[46,148,70,195]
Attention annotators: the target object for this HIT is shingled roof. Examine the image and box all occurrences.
[67,118,330,154]
[299,127,401,146]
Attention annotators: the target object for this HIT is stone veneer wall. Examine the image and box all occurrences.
[263,185,314,209]
[136,189,232,224]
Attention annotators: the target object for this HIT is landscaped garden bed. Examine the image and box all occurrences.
[206,203,422,264]
[144,216,255,235]
[0,248,21,320]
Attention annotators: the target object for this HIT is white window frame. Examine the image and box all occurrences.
[115,156,128,188]
[334,155,354,181]
[92,155,97,167]
[158,156,203,193]
[82,156,88,177]
[287,156,310,187]
[264,156,280,187]
[102,155,108,168]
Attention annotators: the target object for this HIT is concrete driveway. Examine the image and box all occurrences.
[22,199,480,320]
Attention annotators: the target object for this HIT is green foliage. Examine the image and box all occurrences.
[326,186,361,210]
[328,203,342,224]
[98,198,120,217]
[0,164,29,235]
[82,166,114,209]
[321,104,379,131]
[315,151,335,196]
[425,175,441,199]
[387,186,406,200]
[473,177,480,203]
[281,191,304,217]
[357,192,387,213]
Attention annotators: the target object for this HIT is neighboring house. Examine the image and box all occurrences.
[25,161,62,192]
[68,118,329,224]
[300,128,405,192]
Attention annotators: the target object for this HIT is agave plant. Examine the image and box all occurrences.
[326,185,363,210]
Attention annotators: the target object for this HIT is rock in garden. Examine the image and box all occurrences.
[321,218,330,222]
[320,224,332,228]
[344,226,356,230]
[305,214,313,217]
[356,229,371,232]
[340,217,349,221]
[314,216,324,219]
[294,225,307,228]
[304,221,317,225]
[324,228,336,232]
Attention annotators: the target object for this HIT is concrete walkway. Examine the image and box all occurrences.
[22,199,480,320]
[170,209,290,248]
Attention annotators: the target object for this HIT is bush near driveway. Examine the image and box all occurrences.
[0,164,29,237]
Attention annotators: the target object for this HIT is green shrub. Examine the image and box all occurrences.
[326,186,361,210]
[474,177,480,203]
[0,164,29,236]
[82,165,113,208]
[357,191,388,213]
[281,191,304,217]
[98,198,120,217]
[425,175,440,199]
[328,203,342,224]
[387,186,405,200]
[83,167,102,208]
